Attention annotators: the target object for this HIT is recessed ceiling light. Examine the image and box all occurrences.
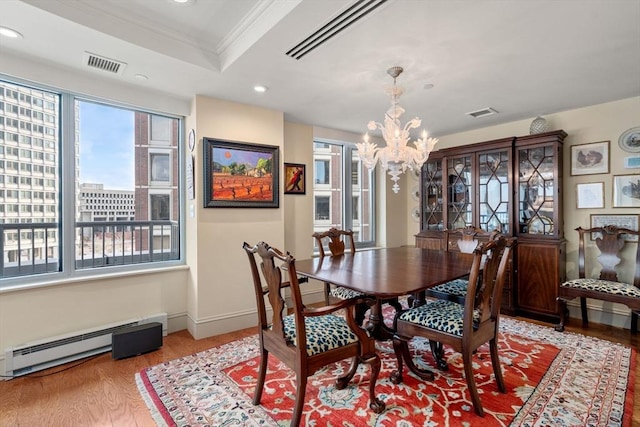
[172,0,194,4]
[254,85,268,93]
[135,74,148,80]
[0,26,23,39]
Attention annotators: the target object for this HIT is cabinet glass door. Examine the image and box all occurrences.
[421,159,443,230]
[447,155,472,230]
[518,145,555,235]
[478,150,510,233]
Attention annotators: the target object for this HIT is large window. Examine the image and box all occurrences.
[0,78,182,286]
[313,141,375,251]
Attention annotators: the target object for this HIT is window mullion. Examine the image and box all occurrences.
[343,145,352,231]
[60,94,76,276]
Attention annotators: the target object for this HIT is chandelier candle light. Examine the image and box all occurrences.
[356,66,438,193]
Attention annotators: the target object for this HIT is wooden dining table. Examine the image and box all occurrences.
[295,247,475,341]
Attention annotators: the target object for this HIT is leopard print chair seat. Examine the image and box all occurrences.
[556,225,640,334]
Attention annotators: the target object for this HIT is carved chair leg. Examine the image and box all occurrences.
[489,338,506,393]
[632,311,639,334]
[580,297,589,327]
[429,340,448,371]
[253,348,268,405]
[291,375,307,427]
[364,353,385,414]
[336,356,359,389]
[463,346,484,417]
[555,299,567,332]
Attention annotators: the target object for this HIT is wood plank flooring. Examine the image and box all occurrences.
[0,318,637,427]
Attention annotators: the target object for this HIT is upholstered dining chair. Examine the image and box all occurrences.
[243,241,385,426]
[313,227,403,325]
[390,236,516,417]
[556,225,640,334]
[312,228,363,304]
[425,226,499,304]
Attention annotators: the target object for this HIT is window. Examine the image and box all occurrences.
[150,194,170,220]
[150,152,171,183]
[312,140,375,250]
[315,196,330,220]
[1,78,182,286]
[315,159,330,185]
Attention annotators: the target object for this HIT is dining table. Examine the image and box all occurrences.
[295,246,475,341]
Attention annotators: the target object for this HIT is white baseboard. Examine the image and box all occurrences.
[564,300,635,330]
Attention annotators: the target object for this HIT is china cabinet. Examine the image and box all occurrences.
[415,130,567,321]
[513,131,566,321]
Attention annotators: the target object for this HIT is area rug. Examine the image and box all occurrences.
[136,318,635,426]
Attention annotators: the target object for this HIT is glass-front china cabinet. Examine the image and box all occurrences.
[416,130,567,321]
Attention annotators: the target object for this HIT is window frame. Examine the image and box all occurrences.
[0,75,186,289]
[312,139,376,251]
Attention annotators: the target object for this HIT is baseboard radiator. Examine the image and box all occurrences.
[4,313,167,378]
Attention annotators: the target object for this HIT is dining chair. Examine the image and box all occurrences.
[555,225,640,334]
[243,241,385,426]
[313,227,403,325]
[390,235,516,417]
[312,228,363,303]
[425,226,499,304]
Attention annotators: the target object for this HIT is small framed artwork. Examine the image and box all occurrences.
[612,174,640,208]
[203,138,279,208]
[590,214,639,241]
[284,163,306,195]
[570,141,609,176]
[576,182,604,209]
[624,156,640,169]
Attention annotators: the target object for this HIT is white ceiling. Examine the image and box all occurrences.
[1,0,639,137]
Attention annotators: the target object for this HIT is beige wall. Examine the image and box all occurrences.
[0,268,189,356]
[405,96,640,328]
[187,96,286,339]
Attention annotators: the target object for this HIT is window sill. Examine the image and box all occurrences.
[0,264,189,294]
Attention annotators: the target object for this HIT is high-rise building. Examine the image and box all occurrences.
[0,81,61,266]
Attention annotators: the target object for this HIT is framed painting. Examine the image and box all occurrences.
[570,140,609,176]
[576,182,604,209]
[203,138,279,208]
[590,214,639,241]
[284,163,306,194]
[612,174,640,208]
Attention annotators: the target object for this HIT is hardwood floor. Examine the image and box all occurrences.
[0,318,637,427]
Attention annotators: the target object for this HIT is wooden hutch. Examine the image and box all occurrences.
[415,130,567,322]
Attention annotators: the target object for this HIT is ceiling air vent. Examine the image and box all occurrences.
[83,52,127,75]
[286,0,388,60]
[466,108,498,118]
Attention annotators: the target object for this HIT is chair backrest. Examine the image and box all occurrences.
[576,225,640,287]
[464,235,516,331]
[243,241,306,344]
[445,225,500,253]
[312,228,356,257]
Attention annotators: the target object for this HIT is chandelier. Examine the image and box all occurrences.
[356,66,438,193]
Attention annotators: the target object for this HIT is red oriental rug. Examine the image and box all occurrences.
[136,317,635,426]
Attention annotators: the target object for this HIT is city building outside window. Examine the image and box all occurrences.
[312,140,375,252]
[0,78,182,286]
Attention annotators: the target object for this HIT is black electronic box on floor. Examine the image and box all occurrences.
[112,322,163,360]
